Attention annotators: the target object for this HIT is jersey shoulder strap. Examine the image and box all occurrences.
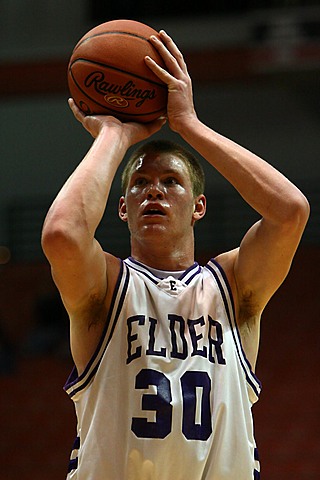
[64,260,130,398]
[206,258,262,402]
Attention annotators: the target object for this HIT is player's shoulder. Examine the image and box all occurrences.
[104,251,122,272]
[214,248,239,274]
[213,248,239,307]
[104,252,122,296]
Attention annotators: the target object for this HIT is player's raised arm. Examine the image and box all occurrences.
[41,101,165,371]
[147,30,310,322]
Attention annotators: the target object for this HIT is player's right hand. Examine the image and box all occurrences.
[68,98,166,146]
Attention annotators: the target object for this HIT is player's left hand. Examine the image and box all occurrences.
[146,31,197,133]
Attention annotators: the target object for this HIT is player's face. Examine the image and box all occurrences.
[119,152,205,243]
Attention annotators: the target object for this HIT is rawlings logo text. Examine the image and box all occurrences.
[85,71,157,107]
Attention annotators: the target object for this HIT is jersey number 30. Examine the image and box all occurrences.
[131,368,212,441]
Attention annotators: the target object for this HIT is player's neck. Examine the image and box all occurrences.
[130,238,195,271]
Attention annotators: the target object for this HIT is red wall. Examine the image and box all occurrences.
[254,246,320,479]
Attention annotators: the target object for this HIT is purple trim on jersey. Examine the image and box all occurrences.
[64,365,78,391]
[206,258,262,398]
[64,260,129,396]
[179,263,201,284]
[127,256,200,284]
[126,257,161,283]
[68,457,78,473]
[254,447,261,479]
[254,448,260,461]
[209,258,236,309]
[72,436,80,449]
[67,436,80,474]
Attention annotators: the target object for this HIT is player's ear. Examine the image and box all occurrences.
[192,194,206,223]
[118,196,128,222]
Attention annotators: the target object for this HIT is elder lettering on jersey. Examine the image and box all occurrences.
[126,314,226,365]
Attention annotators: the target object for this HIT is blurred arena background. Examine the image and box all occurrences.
[0,1,319,479]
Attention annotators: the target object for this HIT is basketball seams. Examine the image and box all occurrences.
[69,58,167,89]
[73,31,155,53]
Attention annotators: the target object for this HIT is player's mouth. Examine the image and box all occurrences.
[142,204,166,216]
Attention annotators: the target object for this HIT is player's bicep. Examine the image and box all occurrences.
[234,217,303,311]
[50,237,107,315]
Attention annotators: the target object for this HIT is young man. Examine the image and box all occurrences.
[42,31,309,479]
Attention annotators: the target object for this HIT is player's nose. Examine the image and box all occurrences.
[146,182,164,199]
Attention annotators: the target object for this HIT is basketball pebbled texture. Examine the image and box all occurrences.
[67,19,168,122]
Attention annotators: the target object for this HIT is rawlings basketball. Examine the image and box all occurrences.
[67,19,168,123]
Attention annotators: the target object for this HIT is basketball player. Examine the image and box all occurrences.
[42,31,309,479]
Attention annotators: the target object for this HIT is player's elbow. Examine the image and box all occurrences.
[41,212,82,262]
[282,190,310,234]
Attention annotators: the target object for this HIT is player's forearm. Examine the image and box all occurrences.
[179,117,309,226]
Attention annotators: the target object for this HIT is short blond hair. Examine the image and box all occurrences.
[121,140,205,197]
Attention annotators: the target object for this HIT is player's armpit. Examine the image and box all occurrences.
[234,208,309,316]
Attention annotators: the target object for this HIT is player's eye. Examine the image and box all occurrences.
[164,177,178,185]
[134,177,148,186]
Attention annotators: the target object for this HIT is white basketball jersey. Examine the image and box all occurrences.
[64,257,261,480]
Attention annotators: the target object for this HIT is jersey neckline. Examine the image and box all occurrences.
[126,256,200,281]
